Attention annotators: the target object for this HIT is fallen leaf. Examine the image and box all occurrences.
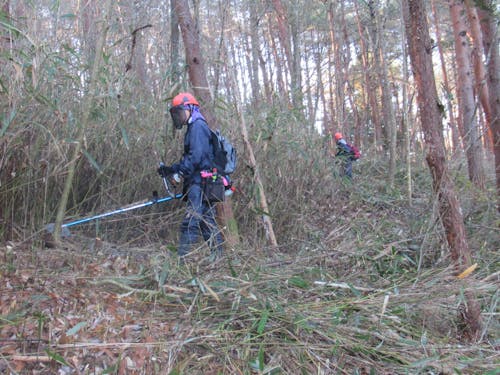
[457,263,478,279]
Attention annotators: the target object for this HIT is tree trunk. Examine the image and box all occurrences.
[170,0,182,85]
[267,19,286,104]
[353,0,370,148]
[54,0,113,242]
[173,0,239,247]
[355,0,381,151]
[449,0,486,189]
[172,0,213,122]
[225,37,278,249]
[476,3,500,210]
[327,2,345,133]
[380,31,398,188]
[227,32,278,248]
[249,2,262,107]
[369,1,398,186]
[465,0,492,151]
[289,4,303,113]
[403,0,482,342]
[399,1,412,205]
[431,0,461,153]
[271,0,300,109]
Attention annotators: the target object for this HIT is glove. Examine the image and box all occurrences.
[169,172,183,185]
[157,164,174,178]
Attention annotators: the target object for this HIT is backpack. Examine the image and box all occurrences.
[347,143,361,160]
[210,129,237,175]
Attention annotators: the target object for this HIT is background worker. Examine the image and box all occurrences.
[334,132,355,179]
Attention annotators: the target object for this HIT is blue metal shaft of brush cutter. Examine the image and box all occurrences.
[60,193,183,228]
[45,161,182,232]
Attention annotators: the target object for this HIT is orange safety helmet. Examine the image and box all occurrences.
[172,92,199,107]
[334,132,343,141]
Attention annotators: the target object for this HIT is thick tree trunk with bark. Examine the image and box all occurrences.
[403,0,482,341]
[172,0,214,124]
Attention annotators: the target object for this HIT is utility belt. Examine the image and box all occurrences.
[200,169,233,203]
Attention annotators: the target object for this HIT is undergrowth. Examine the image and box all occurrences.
[1,150,498,374]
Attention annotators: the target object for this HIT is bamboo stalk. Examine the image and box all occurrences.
[53,0,113,243]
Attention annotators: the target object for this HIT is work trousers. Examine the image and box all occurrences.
[178,184,223,258]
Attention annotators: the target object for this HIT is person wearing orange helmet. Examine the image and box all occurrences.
[157,92,223,263]
[334,132,354,179]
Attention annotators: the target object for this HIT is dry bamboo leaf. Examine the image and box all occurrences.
[457,263,478,279]
[198,279,220,302]
[163,284,192,294]
[11,355,51,362]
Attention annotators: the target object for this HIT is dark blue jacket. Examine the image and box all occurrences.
[336,139,354,159]
[172,117,213,185]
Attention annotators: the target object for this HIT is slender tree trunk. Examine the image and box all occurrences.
[314,42,328,135]
[212,0,228,101]
[257,45,272,104]
[326,3,337,133]
[381,37,398,187]
[399,0,412,205]
[356,0,381,151]
[249,2,262,107]
[54,0,113,242]
[0,0,11,241]
[340,0,359,144]
[476,3,500,210]
[346,81,361,147]
[173,0,239,246]
[304,36,313,126]
[267,19,286,104]
[271,0,301,109]
[465,0,492,150]
[290,4,303,113]
[431,0,461,153]
[353,1,370,148]
[369,1,398,186]
[449,0,486,189]
[403,0,482,342]
[225,38,278,249]
[170,0,182,85]
[328,2,345,133]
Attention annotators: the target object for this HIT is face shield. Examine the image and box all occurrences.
[169,105,188,129]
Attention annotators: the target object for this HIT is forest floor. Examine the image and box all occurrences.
[1,180,499,374]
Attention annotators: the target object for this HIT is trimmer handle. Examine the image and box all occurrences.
[158,162,175,197]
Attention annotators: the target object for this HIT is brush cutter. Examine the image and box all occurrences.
[45,162,182,236]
